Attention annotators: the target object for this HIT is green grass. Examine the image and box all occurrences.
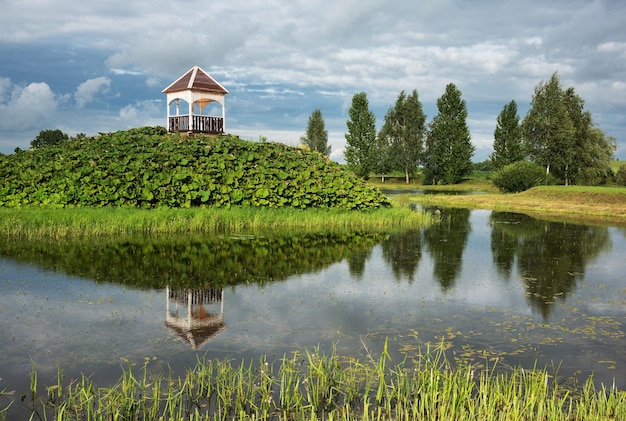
[0,204,434,240]
[413,185,626,225]
[610,160,626,173]
[13,341,625,421]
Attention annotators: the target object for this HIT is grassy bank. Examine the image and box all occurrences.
[411,186,626,225]
[0,205,434,240]
[13,342,625,421]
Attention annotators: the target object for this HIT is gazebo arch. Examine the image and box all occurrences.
[162,66,229,134]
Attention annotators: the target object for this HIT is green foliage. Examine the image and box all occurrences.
[0,127,390,210]
[473,159,494,172]
[423,83,475,185]
[523,73,574,180]
[30,129,69,149]
[522,72,615,186]
[616,164,626,186]
[378,90,426,183]
[491,161,548,193]
[490,100,524,169]
[344,92,377,178]
[573,126,616,185]
[300,108,330,156]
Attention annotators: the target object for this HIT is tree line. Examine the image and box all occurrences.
[301,72,616,186]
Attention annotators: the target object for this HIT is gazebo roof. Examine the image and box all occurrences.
[164,319,226,350]
[162,66,229,95]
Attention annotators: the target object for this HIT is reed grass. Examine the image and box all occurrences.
[14,341,625,420]
[0,204,434,240]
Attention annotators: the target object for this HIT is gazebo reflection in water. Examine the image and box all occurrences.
[164,287,225,349]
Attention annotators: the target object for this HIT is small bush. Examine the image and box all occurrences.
[491,161,547,193]
[616,165,626,186]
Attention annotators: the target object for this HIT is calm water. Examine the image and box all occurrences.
[1,209,625,415]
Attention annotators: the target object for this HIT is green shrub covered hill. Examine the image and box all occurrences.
[0,127,390,210]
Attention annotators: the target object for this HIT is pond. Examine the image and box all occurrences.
[1,209,625,416]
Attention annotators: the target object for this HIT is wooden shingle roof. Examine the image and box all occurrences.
[162,66,228,94]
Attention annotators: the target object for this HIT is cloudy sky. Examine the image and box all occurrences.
[1,0,625,162]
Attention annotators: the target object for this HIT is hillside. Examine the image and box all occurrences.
[0,127,390,210]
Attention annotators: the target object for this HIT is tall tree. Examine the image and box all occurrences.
[490,100,524,169]
[372,131,393,182]
[30,129,69,149]
[562,87,616,185]
[344,92,377,178]
[423,83,474,185]
[300,109,330,156]
[378,90,426,183]
[522,72,614,185]
[522,73,576,183]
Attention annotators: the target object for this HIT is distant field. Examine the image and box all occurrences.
[412,185,626,225]
[612,160,626,172]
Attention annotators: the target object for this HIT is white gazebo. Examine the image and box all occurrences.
[162,66,229,134]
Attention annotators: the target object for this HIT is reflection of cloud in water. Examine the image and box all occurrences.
[0,264,166,375]
[288,244,533,316]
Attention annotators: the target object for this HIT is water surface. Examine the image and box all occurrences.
[1,209,624,415]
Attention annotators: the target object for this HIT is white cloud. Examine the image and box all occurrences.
[75,77,111,108]
[598,42,626,57]
[145,77,161,88]
[118,100,163,127]
[111,68,143,76]
[0,80,60,131]
[518,55,574,78]
[524,37,543,47]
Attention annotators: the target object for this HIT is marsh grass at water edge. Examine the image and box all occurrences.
[8,342,626,421]
[0,205,435,239]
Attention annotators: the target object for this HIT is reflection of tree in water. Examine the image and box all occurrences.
[490,212,542,279]
[0,232,384,289]
[423,208,471,291]
[490,212,611,319]
[347,249,372,279]
[380,231,422,283]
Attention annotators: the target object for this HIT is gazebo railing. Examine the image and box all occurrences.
[169,115,189,131]
[168,115,223,134]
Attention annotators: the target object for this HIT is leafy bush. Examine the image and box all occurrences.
[0,127,391,210]
[491,161,547,193]
[616,164,626,186]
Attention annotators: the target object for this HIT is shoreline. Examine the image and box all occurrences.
[370,181,626,226]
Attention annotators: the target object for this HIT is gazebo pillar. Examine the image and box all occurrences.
[222,102,226,133]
